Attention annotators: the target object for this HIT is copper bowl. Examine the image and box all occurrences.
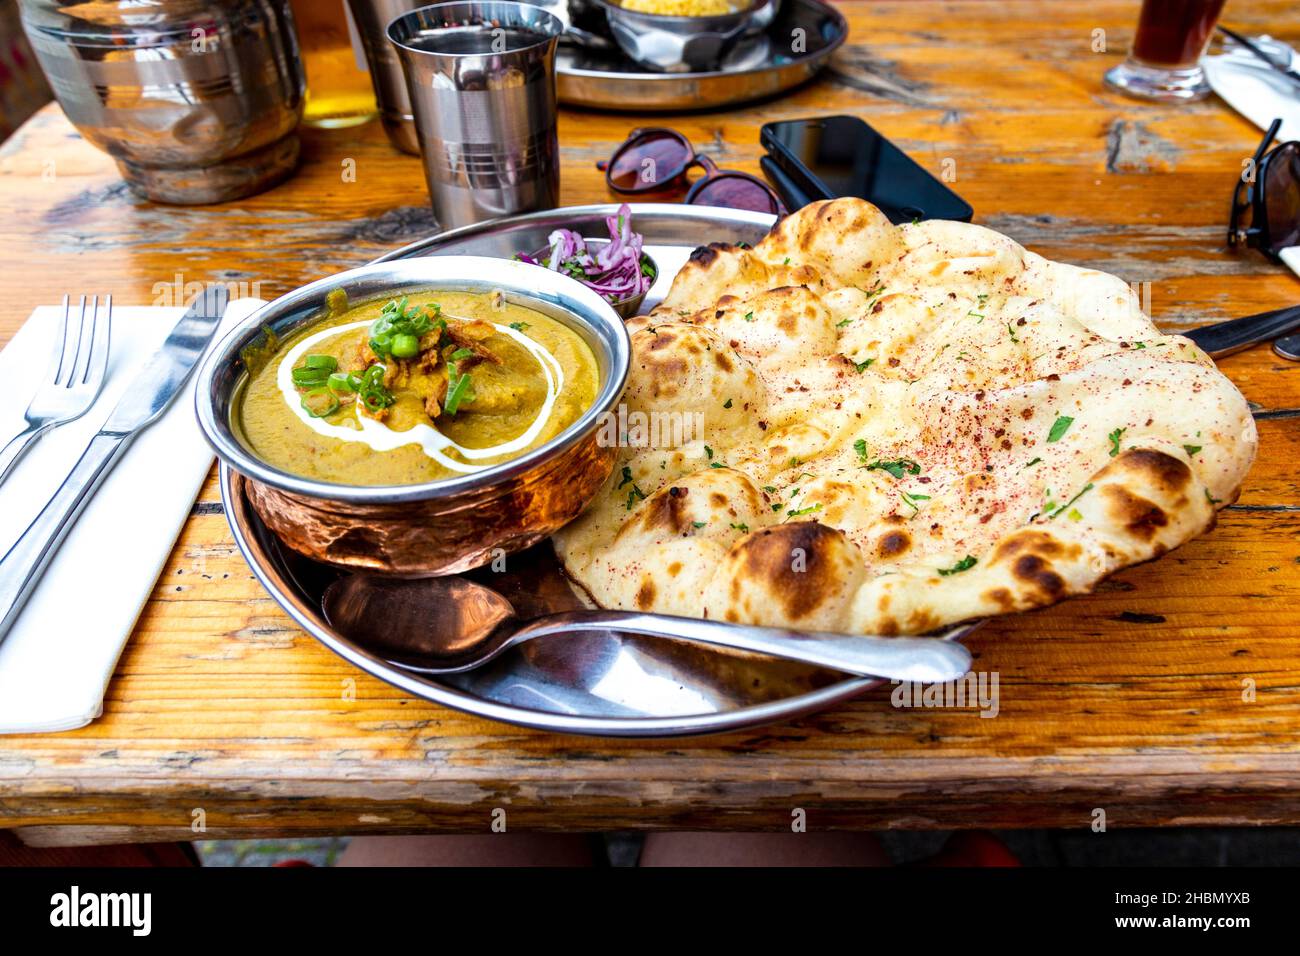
[194,256,630,575]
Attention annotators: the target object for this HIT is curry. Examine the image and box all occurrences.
[238,289,600,485]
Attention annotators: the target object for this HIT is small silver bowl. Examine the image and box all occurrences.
[593,0,780,73]
[194,256,630,575]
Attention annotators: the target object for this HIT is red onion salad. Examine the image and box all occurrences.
[515,204,656,304]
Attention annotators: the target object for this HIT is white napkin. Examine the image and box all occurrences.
[1204,35,1300,141]
[0,298,264,734]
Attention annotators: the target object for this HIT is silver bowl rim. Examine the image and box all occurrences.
[194,255,631,505]
[385,0,566,56]
[556,0,845,85]
[594,0,771,27]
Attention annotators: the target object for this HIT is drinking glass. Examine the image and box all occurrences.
[388,2,563,229]
[1104,0,1228,101]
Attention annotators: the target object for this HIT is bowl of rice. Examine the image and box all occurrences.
[592,0,779,72]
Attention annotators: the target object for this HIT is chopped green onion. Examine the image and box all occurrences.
[444,370,474,415]
[291,367,329,387]
[327,371,358,393]
[391,333,419,359]
[300,387,339,418]
[304,354,337,370]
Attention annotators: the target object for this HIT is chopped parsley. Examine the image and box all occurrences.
[730,522,749,533]
[617,466,646,510]
[900,490,931,514]
[704,444,714,460]
[709,461,726,469]
[1183,444,1202,456]
[1050,482,1094,518]
[723,398,733,408]
[783,257,791,265]
[1007,322,1019,343]
[865,458,922,479]
[743,311,755,322]
[762,485,778,494]
[854,439,868,462]
[836,317,853,327]
[938,556,977,576]
[509,321,529,332]
[786,502,823,519]
[1024,457,1043,469]
[1108,427,1125,457]
[692,521,707,529]
[1046,415,1074,443]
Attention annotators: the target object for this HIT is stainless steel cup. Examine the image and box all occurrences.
[19,0,305,205]
[387,1,562,230]
[346,0,427,154]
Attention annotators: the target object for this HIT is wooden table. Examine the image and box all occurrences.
[2,1,1299,846]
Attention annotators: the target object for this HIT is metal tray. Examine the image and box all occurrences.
[222,203,976,737]
[555,0,847,112]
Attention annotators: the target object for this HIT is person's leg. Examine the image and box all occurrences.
[338,834,598,867]
[639,831,891,867]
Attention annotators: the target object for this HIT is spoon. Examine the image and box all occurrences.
[321,574,974,682]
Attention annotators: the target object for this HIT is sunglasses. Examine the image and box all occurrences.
[598,127,787,216]
[1228,117,1300,261]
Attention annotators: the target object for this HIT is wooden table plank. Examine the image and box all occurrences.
[2,0,1299,842]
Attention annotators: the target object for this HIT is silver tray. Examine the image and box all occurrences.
[555,0,847,112]
[222,203,976,737]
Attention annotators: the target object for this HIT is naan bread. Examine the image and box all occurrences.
[553,199,1256,634]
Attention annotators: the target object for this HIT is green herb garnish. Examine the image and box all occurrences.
[1047,415,1074,443]
[1051,483,1094,518]
[291,354,338,388]
[865,458,921,479]
[370,296,438,360]
[938,556,977,576]
[1183,444,1202,456]
[1108,427,1125,457]
[787,502,823,519]
[300,387,339,419]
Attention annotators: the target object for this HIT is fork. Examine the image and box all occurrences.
[0,295,112,487]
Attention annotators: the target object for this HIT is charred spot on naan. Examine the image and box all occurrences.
[1108,447,1193,499]
[1103,486,1171,541]
[706,521,865,628]
[618,468,766,542]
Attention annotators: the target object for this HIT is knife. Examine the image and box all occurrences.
[1185,299,1300,358]
[0,285,229,645]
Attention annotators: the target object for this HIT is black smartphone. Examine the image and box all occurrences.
[760,155,819,212]
[760,115,973,223]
